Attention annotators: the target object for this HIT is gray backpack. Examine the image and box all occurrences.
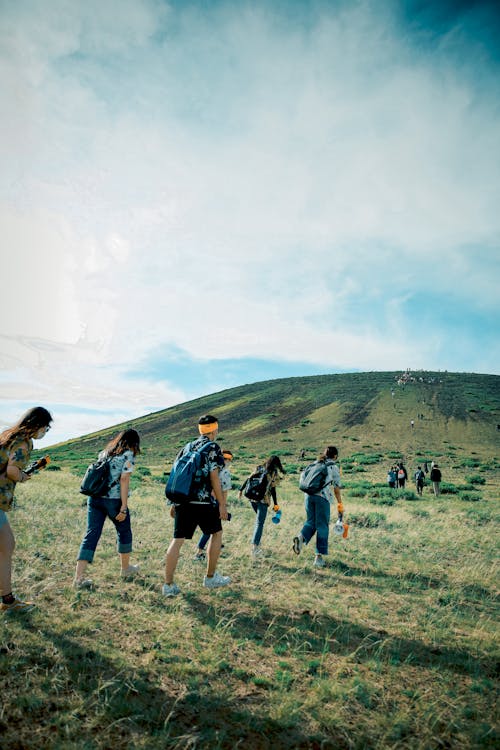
[299,460,331,495]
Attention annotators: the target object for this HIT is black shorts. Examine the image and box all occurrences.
[173,503,222,540]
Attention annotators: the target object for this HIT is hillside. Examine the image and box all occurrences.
[4,369,499,749]
[43,371,500,481]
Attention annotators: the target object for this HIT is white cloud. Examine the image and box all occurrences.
[0,1,499,440]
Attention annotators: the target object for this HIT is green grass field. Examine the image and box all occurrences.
[2,371,499,748]
[1,463,498,749]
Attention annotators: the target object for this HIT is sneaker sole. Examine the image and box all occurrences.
[292,537,302,555]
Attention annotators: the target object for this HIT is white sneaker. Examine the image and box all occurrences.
[252,546,263,559]
[203,572,231,589]
[162,582,180,597]
[293,534,304,555]
[193,551,206,562]
[314,556,326,568]
[121,564,140,578]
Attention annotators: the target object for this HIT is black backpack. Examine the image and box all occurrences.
[80,455,112,497]
[242,468,268,501]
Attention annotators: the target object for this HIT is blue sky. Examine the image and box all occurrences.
[0,0,499,446]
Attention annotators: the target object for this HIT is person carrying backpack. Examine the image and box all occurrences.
[414,466,425,496]
[0,406,53,613]
[163,415,230,596]
[74,429,141,589]
[193,449,234,562]
[292,446,342,568]
[397,462,408,488]
[239,455,285,560]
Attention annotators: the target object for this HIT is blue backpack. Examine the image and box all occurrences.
[165,440,213,504]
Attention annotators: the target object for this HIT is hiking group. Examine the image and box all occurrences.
[0,408,347,609]
[387,461,442,496]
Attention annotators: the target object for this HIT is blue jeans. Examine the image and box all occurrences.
[198,532,210,550]
[251,501,268,546]
[77,496,132,562]
[300,494,331,555]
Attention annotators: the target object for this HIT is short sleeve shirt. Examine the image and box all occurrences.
[318,460,341,502]
[98,449,135,499]
[219,466,232,492]
[0,437,32,511]
[188,436,224,503]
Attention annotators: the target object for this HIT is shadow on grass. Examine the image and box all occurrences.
[0,620,342,750]
[184,591,498,680]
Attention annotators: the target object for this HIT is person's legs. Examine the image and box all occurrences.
[300,496,317,545]
[197,532,210,551]
[0,517,15,598]
[165,538,184,584]
[75,498,107,581]
[206,530,222,576]
[314,498,330,556]
[251,502,268,547]
[106,500,133,573]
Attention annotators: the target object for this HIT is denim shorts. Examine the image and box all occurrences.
[0,509,9,530]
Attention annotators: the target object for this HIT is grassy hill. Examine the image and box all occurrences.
[42,370,500,485]
[3,370,498,749]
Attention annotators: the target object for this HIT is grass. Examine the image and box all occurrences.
[1,461,499,750]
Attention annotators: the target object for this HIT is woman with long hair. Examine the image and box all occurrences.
[239,455,286,560]
[0,406,53,612]
[74,428,141,588]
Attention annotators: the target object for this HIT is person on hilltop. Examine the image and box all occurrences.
[74,429,141,589]
[193,449,234,562]
[292,446,343,568]
[430,463,442,496]
[163,415,230,596]
[239,455,286,560]
[0,406,53,613]
[414,466,425,496]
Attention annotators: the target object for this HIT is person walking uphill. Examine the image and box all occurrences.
[0,406,53,612]
[163,415,230,597]
[292,446,342,568]
[239,455,285,560]
[74,429,141,589]
[430,463,442,496]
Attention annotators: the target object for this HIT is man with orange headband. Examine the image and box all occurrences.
[163,415,231,596]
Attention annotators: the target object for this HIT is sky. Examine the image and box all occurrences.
[1,0,499,447]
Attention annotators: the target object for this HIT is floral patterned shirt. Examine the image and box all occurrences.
[0,437,33,511]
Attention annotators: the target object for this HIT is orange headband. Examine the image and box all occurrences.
[198,422,218,435]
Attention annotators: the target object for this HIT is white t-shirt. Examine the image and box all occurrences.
[219,466,232,492]
[317,460,341,502]
[98,449,135,499]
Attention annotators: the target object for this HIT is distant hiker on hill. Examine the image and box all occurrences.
[414,466,425,496]
[193,449,233,562]
[387,466,397,489]
[410,419,415,429]
[239,455,285,560]
[298,449,306,460]
[163,415,230,596]
[397,462,408,488]
[0,406,53,613]
[430,464,442,496]
[292,446,342,568]
[424,461,429,474]
[74,429,141,589]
